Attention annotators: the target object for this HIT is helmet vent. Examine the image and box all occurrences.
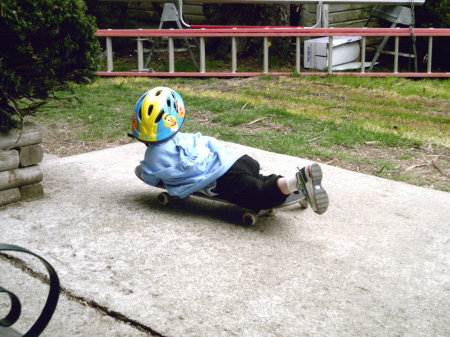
[155,90,162,96]
[155,110,164,123]
[147,105,153,116]
[167,98,171,108]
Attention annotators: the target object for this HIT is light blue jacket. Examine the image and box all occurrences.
[140,132,243,198]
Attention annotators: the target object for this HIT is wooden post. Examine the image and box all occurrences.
[0,166,43,191]
[200,36,206,73]
[0,150,19,171]
[427,36,433,73]
[322,4,329,28]
[328,35,333,74]
[394,36,399,73]
[0,122,42,150]
[263,36,269,74]
[168,35,175,73]
[106,35,113,72]
[19,145,43,167]
[137,35,145,71]
[0,122,44,206]
[20,183,44,201]
[361,36,366,74]
[0,188,21,206]
[232,35,237,73]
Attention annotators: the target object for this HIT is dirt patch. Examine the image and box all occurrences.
[190,110,293,134]
[37,120,133,157]
[327,144,449,191]
[238,117,293,134]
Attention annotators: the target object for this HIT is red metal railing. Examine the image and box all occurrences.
[95,27,449,77]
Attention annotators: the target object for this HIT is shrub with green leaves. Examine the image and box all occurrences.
[415,0,450,71]
[415,0,450,28]
[0,0,100,131]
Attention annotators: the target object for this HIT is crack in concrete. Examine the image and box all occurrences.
[1,253,166,337]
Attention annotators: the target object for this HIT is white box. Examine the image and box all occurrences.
[304,36,361,70]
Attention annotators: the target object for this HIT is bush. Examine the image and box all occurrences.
[85,0,129,29]
[414,0,450,71]
[85,0,134,54]
[415,0,450,28]
[0,0,100,131]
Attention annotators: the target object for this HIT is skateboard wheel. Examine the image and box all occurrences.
[299,199,308,209]
[158,192,170,206]
[242,212,257,226]
[267,209,277,216]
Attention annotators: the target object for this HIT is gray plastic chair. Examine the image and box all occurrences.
[365,5,418,72]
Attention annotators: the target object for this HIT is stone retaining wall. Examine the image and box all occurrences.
[0,122,44,206]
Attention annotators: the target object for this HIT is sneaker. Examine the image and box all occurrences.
[135,165,144,181]
[296,163,329,215]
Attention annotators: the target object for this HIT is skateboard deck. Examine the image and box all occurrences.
[135,165,308,225]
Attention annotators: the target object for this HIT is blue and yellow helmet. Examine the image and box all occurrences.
[131,87,185,143]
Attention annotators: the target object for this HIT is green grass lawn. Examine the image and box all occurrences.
[34,75,450,191]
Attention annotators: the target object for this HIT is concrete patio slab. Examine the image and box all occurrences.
[1,141,449,337]
[0,262,148,337]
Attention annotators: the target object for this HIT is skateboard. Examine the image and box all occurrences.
[135,165,308,225]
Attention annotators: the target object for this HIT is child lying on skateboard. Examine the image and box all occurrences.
[130,87,329,214]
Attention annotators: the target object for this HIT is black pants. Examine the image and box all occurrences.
[215,155,288,211]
